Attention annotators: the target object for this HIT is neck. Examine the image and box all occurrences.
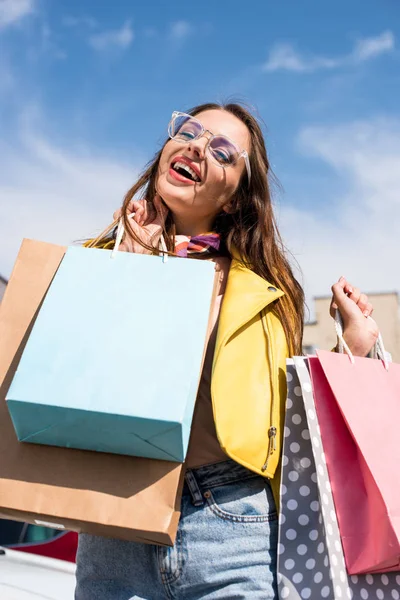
[173,214,215,237]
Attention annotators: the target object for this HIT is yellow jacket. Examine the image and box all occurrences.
[212,254,289,505]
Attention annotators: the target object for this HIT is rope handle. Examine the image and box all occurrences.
[334,309,390,370]
[86,214,168,262]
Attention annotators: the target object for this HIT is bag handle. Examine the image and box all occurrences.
[87,214,168,263]
[334,309,390,370]
[111,215,168,262]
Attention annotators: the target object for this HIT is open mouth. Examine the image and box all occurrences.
[170,158,201,183]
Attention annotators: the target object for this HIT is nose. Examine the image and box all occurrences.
[187,132,211,160]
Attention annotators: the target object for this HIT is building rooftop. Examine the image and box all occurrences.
[313,290,398,301]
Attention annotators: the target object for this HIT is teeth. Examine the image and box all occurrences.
[173,161,200,182]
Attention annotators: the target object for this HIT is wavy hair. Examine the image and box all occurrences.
[95,102,304,355]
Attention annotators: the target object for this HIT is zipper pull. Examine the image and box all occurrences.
[261,426,277,472]
[269,426,277,451]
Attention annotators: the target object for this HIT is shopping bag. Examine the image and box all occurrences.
[5,233,217,462]
[309,345,400,574]
[277,359,400,599]
[0,238,185,545]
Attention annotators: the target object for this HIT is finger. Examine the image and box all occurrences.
[363,302,373,318]
[330,276,347,317]
[343,282,354,295]
[123,200,146,226]
[113,207,122,221]
[331,280,347,298]
[124,199,140,214]
[348,286,361,304]
[115,201,136,222]
[330,282,346,316]
[336,276,346,290]
[126,199,138,214]
[329,293,338,318]
[331,281,363,325]
[331,300,338,309]
[131,203,145,225]
[135,200,150,225]
[356,293,369,314]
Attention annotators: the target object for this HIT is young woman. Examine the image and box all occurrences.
[75,103,378,599]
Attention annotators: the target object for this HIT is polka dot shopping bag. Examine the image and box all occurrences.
[277,359,400,599]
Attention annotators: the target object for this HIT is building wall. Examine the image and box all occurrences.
[303,292,400,362]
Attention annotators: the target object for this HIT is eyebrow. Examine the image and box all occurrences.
[195,120,243,149]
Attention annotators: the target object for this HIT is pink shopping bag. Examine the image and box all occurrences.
[308,350,400,574]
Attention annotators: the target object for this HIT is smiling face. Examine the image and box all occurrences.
[156,109,251,235]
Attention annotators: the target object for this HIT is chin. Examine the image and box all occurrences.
[157,178,195,208]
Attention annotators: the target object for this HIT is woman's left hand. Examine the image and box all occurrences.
[330,276,379,357]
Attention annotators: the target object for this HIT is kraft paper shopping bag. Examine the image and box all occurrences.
[0,239,186,545]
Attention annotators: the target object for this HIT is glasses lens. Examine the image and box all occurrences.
[170,114,202,142]
[209,136,239,166]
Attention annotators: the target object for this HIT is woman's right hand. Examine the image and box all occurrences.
[113,199,150,227]
[113,197,168,253]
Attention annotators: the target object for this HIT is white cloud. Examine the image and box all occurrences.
[0,0,34,29]
[169,20,192,41]
[264,31,395,73]
[263,43,339,73]
[279,117,400,308]
[38,22,67,60]
[63,16,97,29]
[352,30,395,61]
[0,124,140,279]
[89,20,134,51]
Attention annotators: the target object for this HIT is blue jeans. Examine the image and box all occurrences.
[75,459,278,599]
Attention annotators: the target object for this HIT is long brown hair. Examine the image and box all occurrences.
[98,102,304,355]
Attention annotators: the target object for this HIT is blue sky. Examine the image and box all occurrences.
[1,0,399,312]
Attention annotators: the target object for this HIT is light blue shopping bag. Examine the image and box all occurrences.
[6,244,216,462]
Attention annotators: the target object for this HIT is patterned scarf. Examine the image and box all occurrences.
[174,233,221,258]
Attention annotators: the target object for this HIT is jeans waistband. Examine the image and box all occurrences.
[184,459,259,507]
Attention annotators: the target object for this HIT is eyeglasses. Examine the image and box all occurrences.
[168,111,251,184]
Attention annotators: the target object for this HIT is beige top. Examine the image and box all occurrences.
[185,257,231,469]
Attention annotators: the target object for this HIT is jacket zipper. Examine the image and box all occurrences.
[261,309,278,473]
[262,426,277,472]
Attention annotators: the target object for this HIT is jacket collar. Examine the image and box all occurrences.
[214,253,284,363]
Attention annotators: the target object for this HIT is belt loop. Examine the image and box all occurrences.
[185,470,204,507]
